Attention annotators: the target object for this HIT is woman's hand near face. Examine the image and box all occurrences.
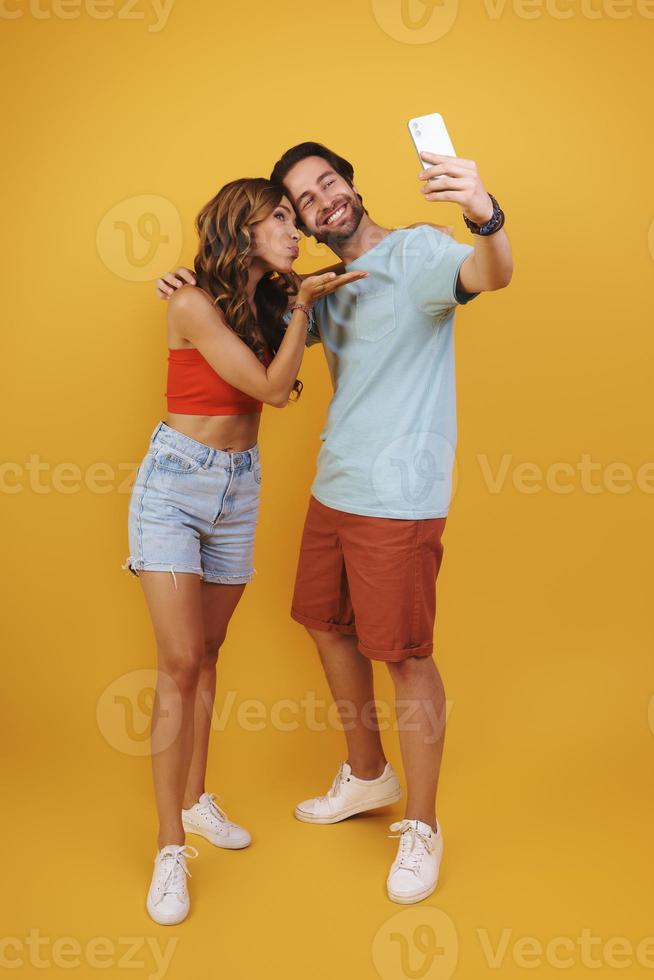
[296,269,368,306]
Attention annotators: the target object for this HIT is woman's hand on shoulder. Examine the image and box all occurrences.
[156,267,196,299]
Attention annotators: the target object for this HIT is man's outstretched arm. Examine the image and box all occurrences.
[418,151,513,293]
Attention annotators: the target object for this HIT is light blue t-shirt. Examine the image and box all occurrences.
[309,226,477,520]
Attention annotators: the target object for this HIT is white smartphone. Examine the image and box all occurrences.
[407,113,456,174]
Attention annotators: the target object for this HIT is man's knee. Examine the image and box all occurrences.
[305,625,357,650]
[386,653,435,680]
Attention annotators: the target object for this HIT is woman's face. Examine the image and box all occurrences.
[252,196,300,274]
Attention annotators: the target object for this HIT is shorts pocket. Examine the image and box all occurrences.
[253,462,262,485]
[354,284,396,343]
[153,444,202,475]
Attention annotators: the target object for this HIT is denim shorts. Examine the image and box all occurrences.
[122,421,262,587]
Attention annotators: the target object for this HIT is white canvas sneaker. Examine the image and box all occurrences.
[182,792,252,849]
[146,843,199,925]
[294,761,402,824]
[386,818,443,904]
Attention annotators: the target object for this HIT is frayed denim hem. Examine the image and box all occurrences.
[121,557,203,590]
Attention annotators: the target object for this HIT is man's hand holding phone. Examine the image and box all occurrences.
[417,152,494,226]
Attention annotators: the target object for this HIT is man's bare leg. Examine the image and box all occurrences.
[306,627,387,778]
[385,655,446,831]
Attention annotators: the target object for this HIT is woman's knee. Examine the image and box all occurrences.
[158,644,205,691]
[203,634,225,664]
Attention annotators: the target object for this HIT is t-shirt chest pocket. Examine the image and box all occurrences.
[354,283,396,343]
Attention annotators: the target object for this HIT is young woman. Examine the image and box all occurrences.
[122,177,366,925]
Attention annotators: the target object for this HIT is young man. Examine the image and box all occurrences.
[157,141,512,904]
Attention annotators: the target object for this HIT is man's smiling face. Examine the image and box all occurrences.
[282,155,365,245]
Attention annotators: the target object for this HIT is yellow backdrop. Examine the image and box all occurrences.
[2,0,654,977]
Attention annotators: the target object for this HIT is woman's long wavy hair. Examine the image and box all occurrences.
[193,178,302,400]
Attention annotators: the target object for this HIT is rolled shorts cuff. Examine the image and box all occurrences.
[290,607,357,635]
[358,641,434,663]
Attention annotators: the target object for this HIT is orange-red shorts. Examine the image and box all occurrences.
[290,495,447,663]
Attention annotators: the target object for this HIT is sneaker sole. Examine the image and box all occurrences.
[181,820,251,849]
[294,786,403,824]
[387,878,439,905]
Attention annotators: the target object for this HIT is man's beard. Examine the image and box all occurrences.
[312,193,365,247]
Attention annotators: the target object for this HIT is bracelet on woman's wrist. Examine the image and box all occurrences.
[290,302,313,321]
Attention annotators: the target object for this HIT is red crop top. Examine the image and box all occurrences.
[166,347,272,416]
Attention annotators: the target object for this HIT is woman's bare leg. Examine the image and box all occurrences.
[182,582,247,809]
[139,570,206,849]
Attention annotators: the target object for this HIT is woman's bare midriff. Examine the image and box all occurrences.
[165,412,262,452]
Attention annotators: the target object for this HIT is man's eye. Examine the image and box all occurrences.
[302,197,313,210]
[325,180,335,188]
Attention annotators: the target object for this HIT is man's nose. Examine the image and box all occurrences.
[316,191,332,217]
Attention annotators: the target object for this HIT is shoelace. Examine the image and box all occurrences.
[317,763,349,804]
[388,820,434,875]
[198,793,229,827]
[153,845,198,904]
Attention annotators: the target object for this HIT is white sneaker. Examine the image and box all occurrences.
[182,792,252,849]
[386,818,443,904]
[146,844,198,925]
[294,761,402,824]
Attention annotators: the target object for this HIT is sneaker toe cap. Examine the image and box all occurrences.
[227,824,252,847]
[147,894,189,925]
[295,797,323,818]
